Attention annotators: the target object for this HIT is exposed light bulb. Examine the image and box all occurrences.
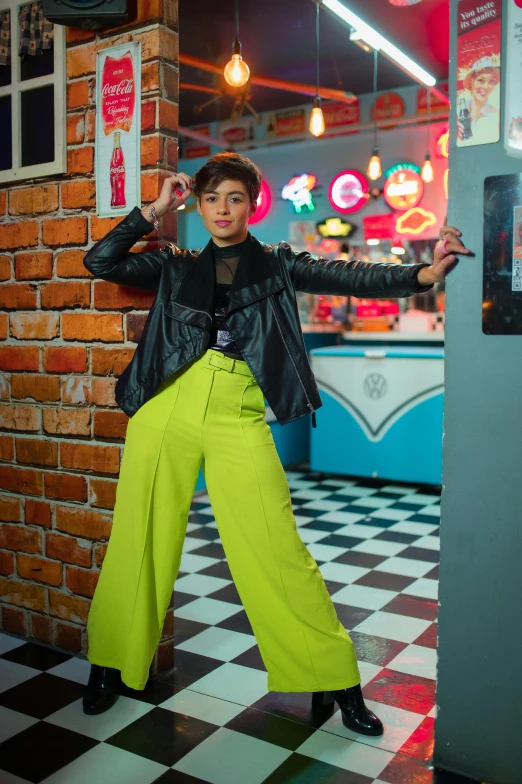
[309,98,325,137]
[391,241,406,255]
[367,147,382,181]
[421,153,434,183]
[224,37,250,87]
[367,238,380,246]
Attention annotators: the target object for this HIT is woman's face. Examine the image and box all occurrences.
[197,178,256,246]
[471,70,498,104]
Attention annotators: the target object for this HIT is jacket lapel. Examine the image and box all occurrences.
[166,234,284,327]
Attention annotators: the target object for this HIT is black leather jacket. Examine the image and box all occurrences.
[83,207,432,426]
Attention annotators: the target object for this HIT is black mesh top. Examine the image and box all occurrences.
[208,239,246,360]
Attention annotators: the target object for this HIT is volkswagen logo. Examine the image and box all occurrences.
[363,373,388,400]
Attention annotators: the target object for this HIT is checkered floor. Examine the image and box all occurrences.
[0,470,480,784]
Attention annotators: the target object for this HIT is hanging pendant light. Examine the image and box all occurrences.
[309,2,325,137]
[367,49,382,180]
[224,0,250,87]
[421,88,435,183]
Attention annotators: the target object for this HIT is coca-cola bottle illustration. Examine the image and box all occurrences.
[458,97,473,140]
[110,132,126,208]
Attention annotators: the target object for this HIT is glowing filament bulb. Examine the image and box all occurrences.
[367,147,382,181]
[421,153,434,183]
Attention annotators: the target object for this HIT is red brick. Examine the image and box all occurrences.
[60,442,120,474]
[11,375,61,403]
[56,505,113,539]
[45,473,88,503]
[9,186,59,216]
[141,100,156,132]
[46,532,92,567]
[68,146,94,175]
[15,252,53,280]
[41,281,90,309]
[89,478,117,509]
[0,221,39,250]
[10,312,60,340]
[25,499,52,527]
[0,435,15,461]
[18,554,62,586]
[67,114,85,145]
[44,346,88,374]
[0,314,7,339]
[0,191,5,215]
[126,312,148,342]
[93,410,128,439]
[67,79,90,110]
[0,346,39,371]
[0,523,42,553]
[61,377,92,406]
[61,180,96,209]
[0,283,37,310]
[54,621,82,652]
[31,613,52,643]
[85,110,95,142]
[0,550,15,576]
[0,255,12,281]
[91,378,117,407]
[90,215,123,242]
[0,374,9,399]
[163,64,179,103]
[167,138,178,168]
[62,313,123,342]
[43,408,91,437]
[55,249,92,278]
[94,542,107,567]
[67,43,96,79]
[66,27,95,44]
[91,347,135,376]
[142,61,160,93]
[159,99,179,134]
[2,606,27,636]
[141,171,163,203]
[49,588,90,623]
[141,135,164,167]
[0,465,43,495]
[66,565,99,598]
[43,217,88,247]
[0,404,40,433]
[0,493,22,522]
[93,281,155,310]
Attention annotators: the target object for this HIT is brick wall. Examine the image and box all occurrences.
[0,0,179,676]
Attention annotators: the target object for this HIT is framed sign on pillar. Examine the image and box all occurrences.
[95,42,141,218]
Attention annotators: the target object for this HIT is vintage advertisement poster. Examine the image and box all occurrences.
[95,42,141,218]
[182,126,212,159]
[265,108,306,138]
[504,0,522,158]
[456,0,501,148]
[322,99,360,133]
[216,118,257,147]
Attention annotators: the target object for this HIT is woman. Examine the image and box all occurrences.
[457,56,500,145]
[82,153,470,736]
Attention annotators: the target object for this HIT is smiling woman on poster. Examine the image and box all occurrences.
[457,56,501,145]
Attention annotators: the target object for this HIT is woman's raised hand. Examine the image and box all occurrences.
[155,173,194,216]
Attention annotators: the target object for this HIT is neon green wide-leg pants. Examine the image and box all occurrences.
[87,349,360,692]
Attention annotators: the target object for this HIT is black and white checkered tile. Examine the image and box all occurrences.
[0,470,479,784]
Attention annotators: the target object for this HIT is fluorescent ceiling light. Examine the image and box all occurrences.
[322,0,436,87]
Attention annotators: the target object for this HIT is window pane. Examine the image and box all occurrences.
[20,46,54,82]
[21,84,54,166]
[0,94,12,170]
[0,62,10,88]
[0,9,11,87]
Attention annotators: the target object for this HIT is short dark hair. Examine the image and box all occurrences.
[194,152,262,204]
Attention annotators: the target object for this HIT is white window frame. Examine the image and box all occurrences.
[0,0,66,184]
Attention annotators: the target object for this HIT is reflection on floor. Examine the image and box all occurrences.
[0,470,480,784]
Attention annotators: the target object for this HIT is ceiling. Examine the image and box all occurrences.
[178,0,450,127]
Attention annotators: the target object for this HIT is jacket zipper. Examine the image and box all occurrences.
[269,297,317,428]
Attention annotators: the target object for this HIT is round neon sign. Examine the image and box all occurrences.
[329,170,369,214]
[249,180,272,224]
[383,164,424,211]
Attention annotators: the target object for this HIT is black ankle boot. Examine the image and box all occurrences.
[82,664,120,715]
[312,685,384,736]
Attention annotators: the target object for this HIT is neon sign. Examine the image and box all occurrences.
[438,129,449,158]
[396,207,437,235]
[316,217,355,238]
[282,174,317,213]
[383,163,423,211]
[249,180,272,225]
[329,170,369,214]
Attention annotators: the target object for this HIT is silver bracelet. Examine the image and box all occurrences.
[148,205,159,231]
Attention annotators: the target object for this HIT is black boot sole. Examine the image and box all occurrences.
[340,711,384,736]
[82,693,119,715]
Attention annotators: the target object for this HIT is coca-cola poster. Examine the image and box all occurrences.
[456,0,501,148]
[504,0,522,158]
[95,42,141,217]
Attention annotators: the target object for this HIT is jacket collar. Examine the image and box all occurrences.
[168,233,284,328]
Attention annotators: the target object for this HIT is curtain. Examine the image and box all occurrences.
[0,1,54,66]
